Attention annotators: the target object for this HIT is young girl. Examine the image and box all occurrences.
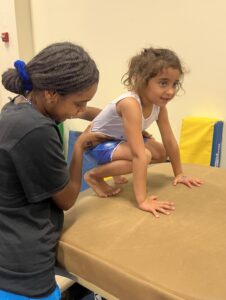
[0,42,107,299]
[85,47,203,217]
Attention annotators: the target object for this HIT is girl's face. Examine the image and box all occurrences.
[140,68,181,107]
[43,84,98,122]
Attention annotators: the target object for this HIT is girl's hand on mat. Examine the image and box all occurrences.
[138,195,175,217]
[173,174,203,188]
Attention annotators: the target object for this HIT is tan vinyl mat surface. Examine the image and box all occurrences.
[57,163,226,300]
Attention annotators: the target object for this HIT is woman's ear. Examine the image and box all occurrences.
[44,90,58,105]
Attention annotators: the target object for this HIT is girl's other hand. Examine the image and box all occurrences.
[173,174,203,188]
[138,195,175,217]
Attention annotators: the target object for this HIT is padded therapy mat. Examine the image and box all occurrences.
[57,163,226,300]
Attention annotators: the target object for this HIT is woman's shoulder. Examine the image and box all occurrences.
[0,103,56,146]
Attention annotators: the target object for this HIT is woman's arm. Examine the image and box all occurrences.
[52,130,109,210]
[76,106,101,121]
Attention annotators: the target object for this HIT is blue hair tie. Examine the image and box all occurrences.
[14,60,33,91]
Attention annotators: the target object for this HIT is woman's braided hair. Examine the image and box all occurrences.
[2,42,99,96]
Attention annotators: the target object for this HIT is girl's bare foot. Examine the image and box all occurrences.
[84,172,121,197]
[113,175,128,184]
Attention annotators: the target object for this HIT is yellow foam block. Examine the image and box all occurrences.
[179,117,219,166]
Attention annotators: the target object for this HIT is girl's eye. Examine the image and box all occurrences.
[159,80,167,87]
[173,82,180,90]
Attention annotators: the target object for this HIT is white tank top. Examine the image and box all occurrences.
[91,91,160,140]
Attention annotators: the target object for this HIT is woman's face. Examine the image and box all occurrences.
[43,83,98,122]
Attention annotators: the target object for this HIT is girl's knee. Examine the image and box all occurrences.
[156,146,167,162]
[145,149,152,164]
[146,143,167,163]
[85,168,97,177]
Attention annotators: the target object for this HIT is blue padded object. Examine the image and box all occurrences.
[210,121,223,167]
[67,131,98,191]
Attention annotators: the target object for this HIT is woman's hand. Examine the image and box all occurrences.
[76,125,112,150]
[173,174,203,188]
[138,195,175,217]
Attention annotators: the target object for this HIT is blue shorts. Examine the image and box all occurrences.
[86,138,149,165]
[86,140,122,164]
[0,285,61,300]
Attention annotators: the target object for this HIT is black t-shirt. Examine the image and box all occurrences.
[0,100,69,297]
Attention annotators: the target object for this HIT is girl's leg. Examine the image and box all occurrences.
[84,160,132,197]
[112,139,165,184]
[111,143,132,185]
[108,141,152,189]
[144,137,167,163]
[113,175,128,184]
[85,142,151,197]
[112,141,152,163]
[111,138,167,185]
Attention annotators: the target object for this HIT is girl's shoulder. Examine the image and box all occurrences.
[112,91,140,104]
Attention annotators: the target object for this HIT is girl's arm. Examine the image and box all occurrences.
[118,98,148,204]
[157,107,203,187]
[118,98,175,216]
[157,107,182,176]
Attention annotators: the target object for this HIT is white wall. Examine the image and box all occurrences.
[14,0,34,62]
[0,0,19,106]
[1,0,225,167]
[30,0,226,167]
[0,0,34,107]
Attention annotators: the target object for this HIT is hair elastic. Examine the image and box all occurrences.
[14,60,33,91]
